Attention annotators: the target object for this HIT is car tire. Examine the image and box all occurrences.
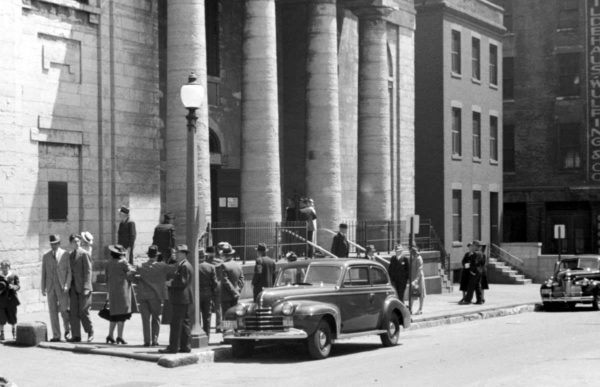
[307,320,332,360]
[231,340,255,359]
[543,302,556,311]
[380,312,401,347]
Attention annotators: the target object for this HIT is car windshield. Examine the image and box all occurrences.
[304,265,342,286]
[275,267,307,286]
[559,258,600,272]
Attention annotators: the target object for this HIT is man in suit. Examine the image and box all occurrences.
[160,244,194,354]
[387,245,410,302]
[153,213,176,262]
[205,246,223,332]
[460,241,486,305]
[68,234,94,343]
[330,223,350,258]
[220,243,245,314]
[41,234,72,342]
[117,206,137,264]
[252,243,276,300]
[198,248,217,337]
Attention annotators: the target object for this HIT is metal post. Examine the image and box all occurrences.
[408,217,414,313]
[243,222,247,264]
[275,222,280,261]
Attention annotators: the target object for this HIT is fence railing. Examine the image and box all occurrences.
[490,243,524,271]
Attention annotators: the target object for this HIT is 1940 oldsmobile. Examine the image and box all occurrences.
[222,259,411,359]
[540,255,600,310]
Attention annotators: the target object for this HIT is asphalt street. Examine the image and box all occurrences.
[1,307,598,387]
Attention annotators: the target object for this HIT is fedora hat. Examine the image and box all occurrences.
[108,244,127,255]
[80,231,94,245]
[49,234,61,244]
[147,245,161,258]
[177,244,189,253]
[255,243,268,252]
[119,206,130,215]
[219,242,236,256]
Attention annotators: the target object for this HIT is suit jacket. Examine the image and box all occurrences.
[468,251,486,276]
[152,223,176,259]
[331,233,350,258]
[168,259,194,305]
[70,247,93,294]
[388,255,410,286]
[221,260,245,302]
[199,261,218,297]
[0,272,20,307]
[252,256,276,298]
[41,248,72,293]
[118,218,137,250]
[135,259,174,301]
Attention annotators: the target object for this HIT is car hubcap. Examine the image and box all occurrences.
[389,321,397,336]
[318,330,327,349]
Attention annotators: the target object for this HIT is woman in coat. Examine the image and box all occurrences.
[106,245,134,344]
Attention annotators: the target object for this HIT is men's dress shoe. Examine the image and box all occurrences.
[179,348,192,353]
[68,337,82,343]
[87,333,94,343]
[151,341,159,347]
[143,343,151,347]
[64,331,71,341]
[458,300,471,305]
[49,338,62,343]
[474,301,484,305]
[158,348,178,354]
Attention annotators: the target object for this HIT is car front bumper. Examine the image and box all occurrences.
[540,291,594,303]
[223,327,308,341]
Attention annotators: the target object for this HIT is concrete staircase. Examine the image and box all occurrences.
[487,257,532,285]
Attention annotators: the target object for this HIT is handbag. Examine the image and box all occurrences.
[98,301,111,321]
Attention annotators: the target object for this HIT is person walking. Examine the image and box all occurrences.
[160,245,194,354]
[68,234,94,343]
[252,243,276,300]
[117,206,137,264]
[152,213,176,262]
[0,260,20,341]
[459,241,485,305]
[330,223,350,258]
[410,247,426,315]
[41,234,72,342]
[198,248,217,337]
[80,231,94,257]
[135,245,173,346]
[220,244,244,315]
[205,246,223,333]
[388,245,410,303]
[105,245,134,344]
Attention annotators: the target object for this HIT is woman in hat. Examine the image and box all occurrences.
[105,245,134,344]
[80,231,94,256]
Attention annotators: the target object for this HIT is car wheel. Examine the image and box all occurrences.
[543,302,556,311]
[307,320,332,360]
[380,312,401,347]
[231,340,255,359]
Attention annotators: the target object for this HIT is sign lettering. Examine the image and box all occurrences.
[589,0,600,181]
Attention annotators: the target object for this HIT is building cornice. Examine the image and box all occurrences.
[415,0,505,36]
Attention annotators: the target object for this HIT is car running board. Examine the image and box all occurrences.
[335,330,388,341]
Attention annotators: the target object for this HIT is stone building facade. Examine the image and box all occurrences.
[414,0,504,271]
[0,0,416,310]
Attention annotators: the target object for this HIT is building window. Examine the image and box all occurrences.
[557,53,581,97]
[451,30,461,75]
[489,44,498,86]
[558,0,579,30]
[490,116,499,162]
[503,124,515,172]
[48,182,68,221]
[473,191,481,241]
[206,0,220,77]
[472,111,481,159]
[503,57,514,100]
[452,190,463,242]
[452,107,462,157]
[472,37,481,81]
[558,123,582,170]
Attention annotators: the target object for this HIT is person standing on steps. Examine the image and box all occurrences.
[299,198,317,258]
[117,206,137,265]
[153,213,176,262]
[330,223,350,258]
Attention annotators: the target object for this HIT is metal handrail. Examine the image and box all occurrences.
[490,243,524,269]
[281,228,338,259]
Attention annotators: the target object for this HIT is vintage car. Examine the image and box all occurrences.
[222,259,411,360]
[540,255,600,310]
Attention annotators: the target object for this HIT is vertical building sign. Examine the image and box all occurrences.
[589,0,600,182]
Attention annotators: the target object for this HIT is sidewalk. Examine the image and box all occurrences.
[14,284,540,366]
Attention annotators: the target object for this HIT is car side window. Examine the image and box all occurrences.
[370,266,389,285]
[343,266,369,287]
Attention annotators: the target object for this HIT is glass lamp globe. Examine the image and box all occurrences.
[180,73,204,109]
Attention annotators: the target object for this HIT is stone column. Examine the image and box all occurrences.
[166,0,211,240]
[357,10,392,221]
[306,0,343,240]
[241,0,282,221]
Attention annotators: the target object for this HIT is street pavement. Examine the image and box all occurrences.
[1,303,598,386]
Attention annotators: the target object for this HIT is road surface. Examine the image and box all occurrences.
[1,307,598,387]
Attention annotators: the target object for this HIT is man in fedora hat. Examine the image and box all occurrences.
[68,234,94,343]
[160,244,194,353]
[153,212,176,262]
[41,234,72,342]
[252,243,276,301]
[219,243,244,315]
[330,223,350,258]
[117,206,137,264]
[459,240,486,305]
[80,231,94,257]
[388,245,410,303]
[198,248,217,337]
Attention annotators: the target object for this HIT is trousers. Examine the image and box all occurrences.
[199,294,212,336]
[138,298,162,345]
[69,290,93,338]
[47,287,70,339]
[168,303,192,352]
[464,273,483,303]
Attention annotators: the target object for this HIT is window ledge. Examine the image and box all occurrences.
[555,95,581,101]
[471,78,481,85]
[556,27,576,33]
[504,32,515,37]
[452,154,463,161]
[451,72,462,80]
[489,83,498,90]
[490,159,499,165]
[473,157,482,163]
[452,241,463,247]
[503,98,515,103]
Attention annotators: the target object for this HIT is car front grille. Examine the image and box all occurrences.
[243,307,285,331]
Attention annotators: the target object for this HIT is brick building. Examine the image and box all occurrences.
[0,0,416,310]
[414,0,504,272]
[496,0,600,255]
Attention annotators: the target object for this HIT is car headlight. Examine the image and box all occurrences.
[281,302,295,316]
[575,278,590,286]
[235,304,248,317]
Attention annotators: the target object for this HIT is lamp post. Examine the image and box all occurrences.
[180,72,208,348]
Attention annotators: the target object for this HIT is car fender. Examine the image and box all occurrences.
[383,296,411,329]
[292,301,341,338]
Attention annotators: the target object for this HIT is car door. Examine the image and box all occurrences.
[369,265,392,329]
[339,265,372,333]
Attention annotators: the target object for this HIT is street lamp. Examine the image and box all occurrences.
[181,72,208,348]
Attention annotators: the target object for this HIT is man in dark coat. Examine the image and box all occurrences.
[68,234,94,343]
[252,243,276,300]
[206,246,223,332]
[460,241,486,305]
[387,245,410,302]
[160,244,194,354]
[220,244,245,314]
[117,206,137,264]
[198,248,217,337]
[330,223,350,258]
[153,213,176,262]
